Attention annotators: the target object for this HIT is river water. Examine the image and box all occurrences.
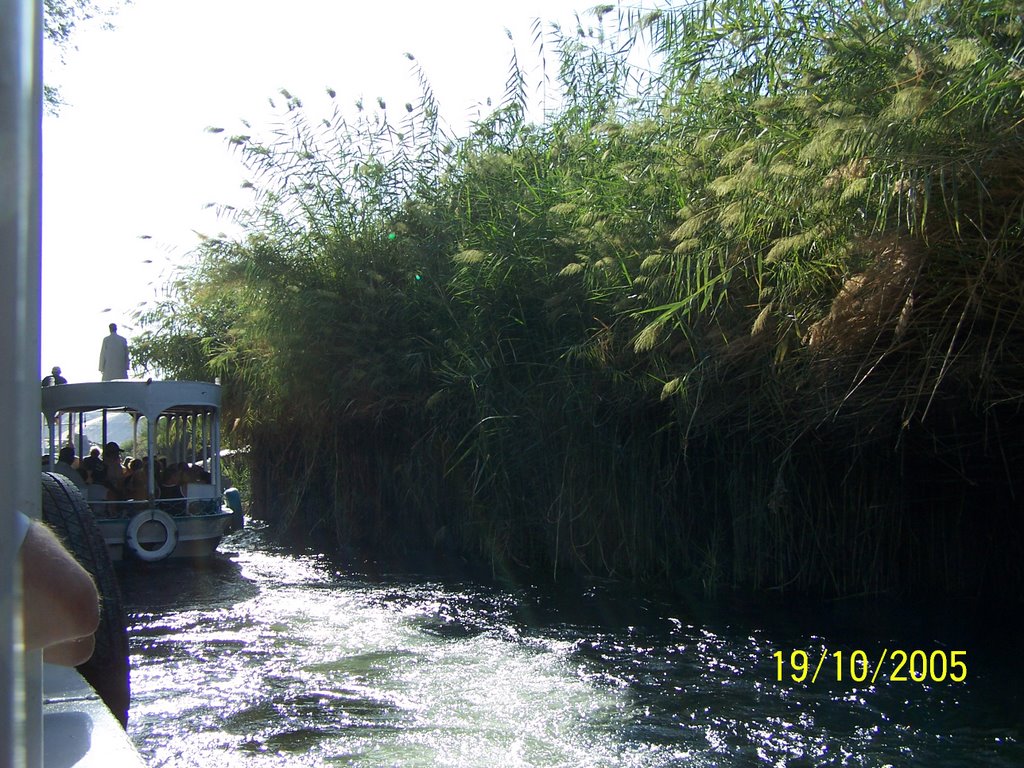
[117,522,1023,767]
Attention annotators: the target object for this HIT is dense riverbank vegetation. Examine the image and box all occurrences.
[135,0,1024,597]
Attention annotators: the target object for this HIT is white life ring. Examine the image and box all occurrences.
[126,509,178,562]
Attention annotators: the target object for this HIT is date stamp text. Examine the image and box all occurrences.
[773,649,967,684]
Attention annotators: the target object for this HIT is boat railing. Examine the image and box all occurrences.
[86,495,223,519]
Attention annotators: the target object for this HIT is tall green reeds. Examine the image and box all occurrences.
[134,0,1024,597]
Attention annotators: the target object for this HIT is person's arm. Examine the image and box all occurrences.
[20,520,100,666]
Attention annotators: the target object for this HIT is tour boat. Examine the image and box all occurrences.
[41,379,244,562]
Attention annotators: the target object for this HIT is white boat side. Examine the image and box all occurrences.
[43,665,141,766]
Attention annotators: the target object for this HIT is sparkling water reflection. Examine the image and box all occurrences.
[119,523,1023,767]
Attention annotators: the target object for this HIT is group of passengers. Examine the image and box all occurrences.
[45,440,211,510]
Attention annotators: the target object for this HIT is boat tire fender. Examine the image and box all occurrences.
[41,471,131,727]
[126,509,178,562]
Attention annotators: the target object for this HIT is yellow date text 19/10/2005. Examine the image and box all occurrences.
[773,649,967,684]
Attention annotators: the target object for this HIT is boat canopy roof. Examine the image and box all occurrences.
[41,380,222,422]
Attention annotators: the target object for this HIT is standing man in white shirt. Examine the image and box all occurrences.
[98,323,130,381]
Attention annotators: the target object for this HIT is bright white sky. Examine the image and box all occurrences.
[41,0,610,383]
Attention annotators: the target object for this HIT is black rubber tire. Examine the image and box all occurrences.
[41,472,131,728]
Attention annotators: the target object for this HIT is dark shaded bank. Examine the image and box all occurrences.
[245,393,1024,601]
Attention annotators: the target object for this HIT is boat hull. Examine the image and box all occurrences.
[97,509,234,562]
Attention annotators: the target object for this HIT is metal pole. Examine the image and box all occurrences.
[46,419,55,465]
[202,410,210,470]
[147,416,156,500]
[212,409,222,491]
[1,1,44,766]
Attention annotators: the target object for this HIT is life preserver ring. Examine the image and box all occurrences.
[126,509,178,562]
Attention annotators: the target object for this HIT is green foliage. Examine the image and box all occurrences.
[137,0,1024,596]
[43,0,129,111]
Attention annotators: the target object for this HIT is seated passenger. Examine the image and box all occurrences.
[101,441,126,497]
[159,463,186,497]
[40,365,67,387]
[52,444,86,490]
[81,468,111,514]
[80,445,104,478]
[124,458,149,502]
[156,462,185,514]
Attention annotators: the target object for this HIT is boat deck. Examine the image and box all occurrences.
[43,665,144,767]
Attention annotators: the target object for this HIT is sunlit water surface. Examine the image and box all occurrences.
[119,523,1023,767]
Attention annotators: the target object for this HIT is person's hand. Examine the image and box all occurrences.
[20,521,100,666]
